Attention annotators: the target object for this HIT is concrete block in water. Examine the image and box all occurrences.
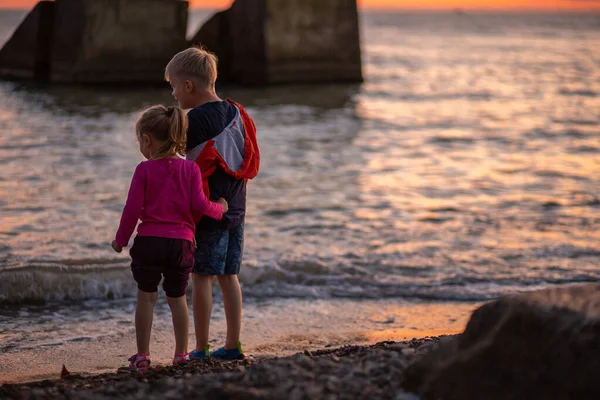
[0,1,55,80]
[0,0,188,84]
[50,0,189,83]
[191,0,363,85]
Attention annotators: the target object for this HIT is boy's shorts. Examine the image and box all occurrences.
[130,236,195,298]
[193,222,244,275]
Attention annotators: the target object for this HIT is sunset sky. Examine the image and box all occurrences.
[1,0,600,11]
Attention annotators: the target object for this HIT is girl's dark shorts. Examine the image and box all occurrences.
[130,236,194,298]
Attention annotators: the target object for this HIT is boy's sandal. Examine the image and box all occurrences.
[210,341,245,360]
[190,344,210,360]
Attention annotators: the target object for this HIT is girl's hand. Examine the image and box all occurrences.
[111,240,123,253]
[217,197,229,213]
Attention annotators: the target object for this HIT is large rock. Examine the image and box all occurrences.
[0,1,55,80]
[191,0,363,85]
[401,284,600,400]
[0,0,188,84]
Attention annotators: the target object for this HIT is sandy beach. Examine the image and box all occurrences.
[0,299,475,384]
[1,338,443,400]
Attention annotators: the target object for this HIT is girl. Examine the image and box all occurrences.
[112,105,227,371]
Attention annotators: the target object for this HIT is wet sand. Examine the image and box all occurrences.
[0,299,476,384]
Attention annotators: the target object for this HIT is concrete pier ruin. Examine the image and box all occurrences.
[191,0,363,85]
[0,0,363,85]
[0,0,188,84]
[0,1,55,81]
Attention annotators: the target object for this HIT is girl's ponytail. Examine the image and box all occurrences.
[136,105,188,159]
[166,106,187,157]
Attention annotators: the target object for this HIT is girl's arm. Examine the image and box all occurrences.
[191,164,225,221]
[114,164,146,247]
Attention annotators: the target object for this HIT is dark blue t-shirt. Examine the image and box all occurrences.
[187,101,246,230]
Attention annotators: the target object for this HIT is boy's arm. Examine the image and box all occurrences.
[191,164,225,221]
[114,164,145,247]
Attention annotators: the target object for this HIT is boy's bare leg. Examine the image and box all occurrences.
[192,274,213,351]
[217,274,242,349]
[166,295,189,355]
[135,290,158,354]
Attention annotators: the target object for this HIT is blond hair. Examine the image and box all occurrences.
[136,105,188,159]
[165,46,218,92]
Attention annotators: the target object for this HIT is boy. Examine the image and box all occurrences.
[164,47,260,360]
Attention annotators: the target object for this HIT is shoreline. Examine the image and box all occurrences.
[0,337,447,399]
[0,299,476,384]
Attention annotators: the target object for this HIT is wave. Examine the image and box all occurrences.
[1,258,598,305]
[0,263,135,304]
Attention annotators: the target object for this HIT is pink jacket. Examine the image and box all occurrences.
[115,158,223,246]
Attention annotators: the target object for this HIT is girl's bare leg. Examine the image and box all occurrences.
[135,290,158,354]
[166,294,190,355]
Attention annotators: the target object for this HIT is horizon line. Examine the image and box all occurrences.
[1,5,599,13]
